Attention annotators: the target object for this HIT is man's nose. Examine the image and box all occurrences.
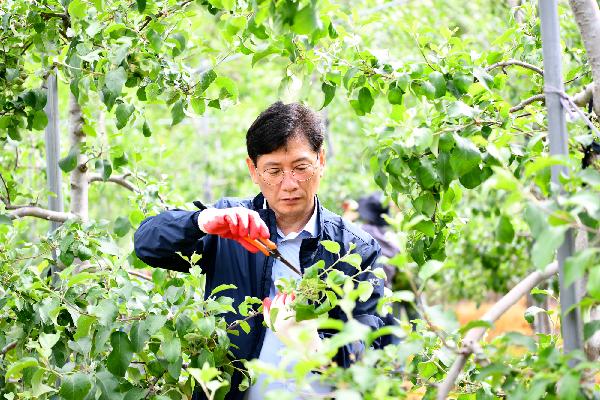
[280,171,299,191]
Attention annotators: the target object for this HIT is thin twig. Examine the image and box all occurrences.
[486,60,544,76]
[0,341,17,356]
[88,173,137,192]
[0,172,10,205]
[227,311,261,331]
[127,269,153,281]
[509,94,546,113]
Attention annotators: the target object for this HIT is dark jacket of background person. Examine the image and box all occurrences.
[134,192,385,400]
[357,193,399,288]
[357,193,418,331]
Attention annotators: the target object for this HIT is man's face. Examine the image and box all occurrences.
[246,135,325,222]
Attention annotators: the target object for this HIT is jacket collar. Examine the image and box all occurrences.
[251,192,325,239]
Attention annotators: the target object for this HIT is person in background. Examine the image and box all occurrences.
[357,193,419,325]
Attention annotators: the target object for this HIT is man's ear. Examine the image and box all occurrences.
[246,157,259,184]
[319,148,326,176]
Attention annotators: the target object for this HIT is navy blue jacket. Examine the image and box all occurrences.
[134,193,385,399]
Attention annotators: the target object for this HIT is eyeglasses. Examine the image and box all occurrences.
[257,155,320,186]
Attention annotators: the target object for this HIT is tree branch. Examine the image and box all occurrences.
[437,262,559,400]
[509,94,546,113]
[1,341,17,356]
[572,83,593,107]
[8,206,76,222]
[568,0,600,116]
[486,59,544,76]
[88,173,138,192]
[127,269,152,281]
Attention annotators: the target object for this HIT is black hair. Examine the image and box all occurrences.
[358,192,390,227]
[246,101,324,165]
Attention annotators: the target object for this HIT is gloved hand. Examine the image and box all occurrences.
[262,291,322,353]
[197,207,270,253]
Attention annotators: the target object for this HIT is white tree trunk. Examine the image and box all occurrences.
[68,94,88,221]
[569,0,600,116]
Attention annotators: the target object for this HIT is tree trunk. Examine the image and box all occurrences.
[68,94,88,221]
[568,0,600,116]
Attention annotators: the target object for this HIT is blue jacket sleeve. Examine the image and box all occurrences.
[133,209,211,273]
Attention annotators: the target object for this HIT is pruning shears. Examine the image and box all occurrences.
[242,236,301,276]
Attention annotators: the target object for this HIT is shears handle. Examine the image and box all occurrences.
[242,236,276,256]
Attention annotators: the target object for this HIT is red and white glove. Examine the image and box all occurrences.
[262,291,322,352]
[197,207,269,253]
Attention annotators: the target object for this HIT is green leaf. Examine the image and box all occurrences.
[417,361,438,379]
[115,103,135,130]
[31,111,48,130]
[114,216,132,237]
[66,271,95,287]
[428,71,446,98]
[414,158,437,189]
[6,357,38,379]
[328,21,338,38]
[387,82,404,105]
[0,214,13,225]
[130,321,149,353]
[292,4,320,35]
[320,82,336,110]
[358,87,374,114]
[524,203,547,238]
[496,215,515,243]
[418,260,443,281]
[321,240,340,254]
[216,76,238,99]
[342,253,362,269]
[142,120,152,137]
[68,0,87,19]
[59,147,78,173]
[356,281,373,302]
[94,299,118,326]
[524,306,546,324]
[144,314,167,335]
[171,100,185,126]
[459,319,492,334]
[211,284,237,296]
[137,0,146,12]
[163,337,181,363]
[587,265,600,300]
[413,219,435,237]
[105,67,127,97]
[239,320,251,334]
[191,97,206,115]
[413,192,436,217]
[557,372,580,399]
[584,320,600,341]
[450,135,481,176]
[59,373,92,400]
[107,331,133,377]
[197,70,217,94]
[531,227,566,269]
[436,151,455,189]
[565,249,597,287]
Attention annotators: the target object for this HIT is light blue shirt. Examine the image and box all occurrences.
[245,205,322,399]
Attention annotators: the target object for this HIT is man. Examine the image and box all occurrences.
[134,102,385,399]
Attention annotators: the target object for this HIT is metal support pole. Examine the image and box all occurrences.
[538,0,584,359]
[44,72,63,233]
